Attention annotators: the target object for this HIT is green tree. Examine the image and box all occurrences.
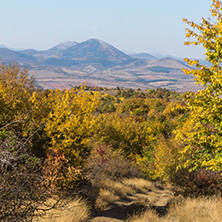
[177,0,222,171]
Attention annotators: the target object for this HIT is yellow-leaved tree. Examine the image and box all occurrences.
[44,88,101,166]
[177,0,222,171]
[0,62,35,126]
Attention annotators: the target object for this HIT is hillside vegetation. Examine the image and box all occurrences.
[0,61,221,221]
[2,1,222,221]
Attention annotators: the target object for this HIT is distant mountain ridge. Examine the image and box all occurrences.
[0,39,191,68]
[0,39,200,92]
[0,39,136,68]
[0,48,37,63]
[130,53,157,61]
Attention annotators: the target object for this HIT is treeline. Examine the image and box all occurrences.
[0,63,221,221]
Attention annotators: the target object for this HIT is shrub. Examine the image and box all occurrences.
[171,168,222,196]
[85,145,142,183]
[0,130,54,221]
[137,135,182,181]
[43,149,84,192]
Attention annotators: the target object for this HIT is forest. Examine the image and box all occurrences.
[1,62,222,221]
[1,1,222,221]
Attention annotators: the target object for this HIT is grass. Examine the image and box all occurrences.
[165,197,222,222]
[95,178,136,210]
[122,178,154,191]
[34,197,91,222]
[34,178,222,222]
[127,196,222,222]
[95,178,172,212]
[127,209,160,222]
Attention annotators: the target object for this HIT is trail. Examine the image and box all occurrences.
[90,183,175,222]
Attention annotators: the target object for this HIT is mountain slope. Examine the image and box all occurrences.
[130,53,157,61]
[58,39,135,67]
[47,41,78,52]
[19,39,136,67]
[0,48,37,64]
[148,57,189,69]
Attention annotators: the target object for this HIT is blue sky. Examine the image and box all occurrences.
[0,0,213,58]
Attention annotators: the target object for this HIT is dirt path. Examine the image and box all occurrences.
[90,184,175,222]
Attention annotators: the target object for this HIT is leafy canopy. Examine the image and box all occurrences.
[177,0,222,171]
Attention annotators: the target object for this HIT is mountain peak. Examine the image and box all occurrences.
[82,39,110,49]
[48,41,78,51]
[60,38,134,67]
[0,44,7,48]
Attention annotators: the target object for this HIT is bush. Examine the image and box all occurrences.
[171,168,222,196]
[85,145,142,183]
[0,130,54,221]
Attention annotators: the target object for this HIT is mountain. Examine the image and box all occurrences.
[150,52,166,59]
[20,42,79,64]
[47,41,78,52]
[0,48,37,64]
[0,39,200,92]
[19,39,136,68]
[0,44,6,48]
[130,53,157,60]
[148,57,190,69]
[57,39,135,67]
[0,44,26,51]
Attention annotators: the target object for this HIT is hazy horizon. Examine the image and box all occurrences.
[0,0,212,59]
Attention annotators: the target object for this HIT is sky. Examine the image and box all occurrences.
[0,0,213,59]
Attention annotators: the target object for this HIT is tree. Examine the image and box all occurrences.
[177,0,222,171]
[0,62,36,125]
[0,62,53,157]
[44,88,101,166]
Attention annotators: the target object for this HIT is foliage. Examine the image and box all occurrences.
[44,88,101,166]
[0,61,198,216]
[0,62,35,125]
[116,97,150,121]
[147,135,182,181]
[92,113,154,158]
[43,149,84,192]
[0,62,53,157]
[172,168,222,196]
[177,0,222,171]
[85,145,141,183]
[97,93,118,113]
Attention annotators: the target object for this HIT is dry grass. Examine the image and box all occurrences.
[34,197,91,222]
[165,197,222,222]
[95,178,136,210]
[103,178,136,195]
[122,178,154,191]
[128,196,222,222]
[127,209,160,222]
[95,188,120,210]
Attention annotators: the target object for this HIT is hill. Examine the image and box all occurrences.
[130,52,157,61]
